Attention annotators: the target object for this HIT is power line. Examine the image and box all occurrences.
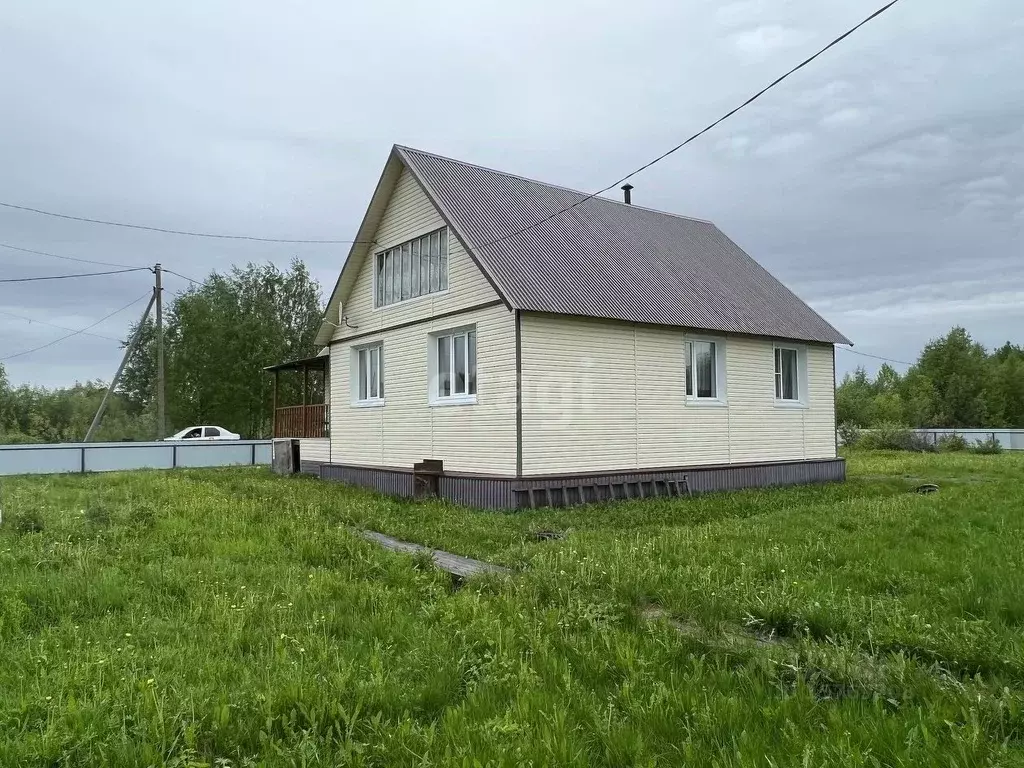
[838,347,914,367]
[0,0,902,263]
[0,267,148,283]
[466,0,904,259]
[0,201,371,244]
[0,240,135,269]
[0,308,123,342]
[163,268,202,286]
[1,292,150,361]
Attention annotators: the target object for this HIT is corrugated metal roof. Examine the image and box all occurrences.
[396,145,850,345]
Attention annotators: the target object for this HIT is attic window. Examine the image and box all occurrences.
[375,228,448,307]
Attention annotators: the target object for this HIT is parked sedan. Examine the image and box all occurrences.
[164,426,240,441]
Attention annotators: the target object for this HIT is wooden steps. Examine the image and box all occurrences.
[514,475,691,510]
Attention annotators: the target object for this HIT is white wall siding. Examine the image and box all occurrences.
[332,167,498,343]
[330,304,517,474]
[804,345,838,458]
[727,338,801,462]
[299,438,331,463]
[520,318,637,474]
[635,327,731,468]
[520,314,837,475]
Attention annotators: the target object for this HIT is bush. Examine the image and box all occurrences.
[858,423,934,452]
[936,433,968,452]
[836,423,860,447]
[969,436,1003,455]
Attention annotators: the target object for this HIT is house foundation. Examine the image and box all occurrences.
[309,457,846,510]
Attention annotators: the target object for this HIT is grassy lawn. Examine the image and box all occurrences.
[1,451,1023,766]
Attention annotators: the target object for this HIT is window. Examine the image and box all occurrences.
[685,339,721,401]
[774,346,803,404]
[204,427,220,437]
[354,344,384,404]
[375,228,448,307]
[182,428,202,439]
[431,328,476,405]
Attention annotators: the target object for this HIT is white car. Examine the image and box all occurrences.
[164,426,241,441]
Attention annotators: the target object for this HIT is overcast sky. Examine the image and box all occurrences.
[1,0,1021,388]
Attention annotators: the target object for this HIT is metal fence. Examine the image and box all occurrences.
[0,440,273,477]
[840,429,1024,450]
[911,429,1024,450]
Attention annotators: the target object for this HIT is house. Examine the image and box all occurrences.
[268,145,850,508]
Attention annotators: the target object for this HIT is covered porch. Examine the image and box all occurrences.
[264,354,330,439]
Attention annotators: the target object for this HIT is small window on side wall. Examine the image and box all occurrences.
[431,327,476,405]
[774,345,808,406]
[353,344,384,405]
[684,338,725,403]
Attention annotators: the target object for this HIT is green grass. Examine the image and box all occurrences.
[1,451,1023,766]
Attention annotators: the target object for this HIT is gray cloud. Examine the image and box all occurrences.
[1,0,1021,388]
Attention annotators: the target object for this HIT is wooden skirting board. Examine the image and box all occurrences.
[314,457,846,510]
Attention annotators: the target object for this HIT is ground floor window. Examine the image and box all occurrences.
[774,345,806,406]
[685,339,722,401]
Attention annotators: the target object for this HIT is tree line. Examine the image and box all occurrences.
[2,278,1020,445]
[837,327,1024,429]
[0,260,323,444]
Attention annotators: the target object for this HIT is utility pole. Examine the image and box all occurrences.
[155,263,165,439]
[84,292,156,442]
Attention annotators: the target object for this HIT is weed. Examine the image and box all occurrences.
[85,504,111,526]
[969,436,1004,455]
[857,423,935,452]
[9,508,44,534]
[937,433,969,452]
[0,453,1020,765]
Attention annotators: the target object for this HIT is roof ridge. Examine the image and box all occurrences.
[394,144,714,226]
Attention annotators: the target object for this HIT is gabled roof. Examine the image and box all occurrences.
[316,145,850,346]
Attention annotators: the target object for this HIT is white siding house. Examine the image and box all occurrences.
[271,145,849,507]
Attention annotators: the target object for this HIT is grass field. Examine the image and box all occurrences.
[1,451,1023,766]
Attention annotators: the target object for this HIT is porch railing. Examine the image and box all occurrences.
[274,404,329,439]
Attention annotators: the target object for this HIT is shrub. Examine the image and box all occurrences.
[969,436,1003,455]
[936,433,968,452]
[858,423,934,452]
[836,423,860,447]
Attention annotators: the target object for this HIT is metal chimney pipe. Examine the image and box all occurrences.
[621,183,633,205]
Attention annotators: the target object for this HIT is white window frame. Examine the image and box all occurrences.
[350,343,384,407]
[373,227,449,309]
[774,344,808,408]
[684,336,727,406]
[428,325,477,407]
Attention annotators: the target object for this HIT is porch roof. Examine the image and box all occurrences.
[263,354,328,373]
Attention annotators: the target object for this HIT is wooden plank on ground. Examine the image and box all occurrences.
[357,530,511,579]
